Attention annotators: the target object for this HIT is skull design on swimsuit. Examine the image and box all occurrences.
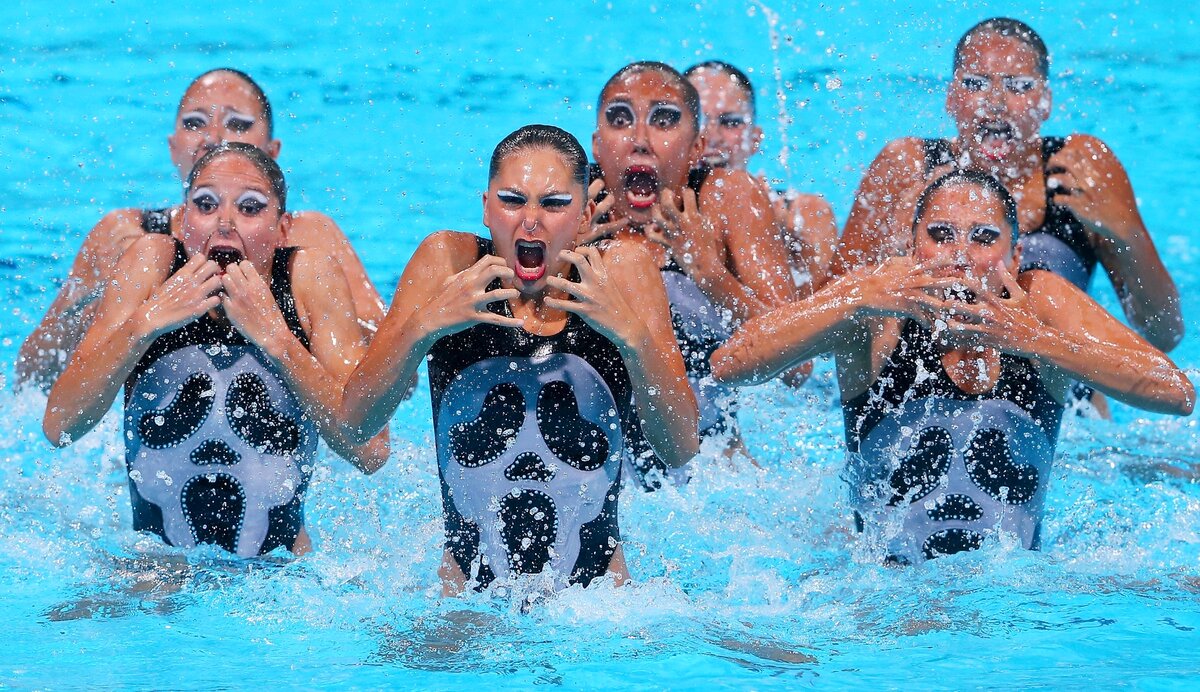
[124,344,315,557]
[847,397,1054,563]
[435,353,622,585]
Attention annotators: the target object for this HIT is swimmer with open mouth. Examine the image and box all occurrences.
[340,124,698,594]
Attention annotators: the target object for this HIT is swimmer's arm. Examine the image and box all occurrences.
[1053,136,1184,351]
[17,209,144,390]
[711,269,873,386]
[832,138,928,277]
[596,240,699,467]
[342,231,495,442]
[1021,271,1193,415]
[785,194,839,292]
[43,236,198,446]
[289,212,387,337]
[272,249,390,474]
[701,169,797,317]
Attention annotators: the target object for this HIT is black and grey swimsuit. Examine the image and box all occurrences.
[123,241,316,557]
[842,318,1065,563]
[427,236,658,588]
[588,164,737,446]
[923,137,1098,291]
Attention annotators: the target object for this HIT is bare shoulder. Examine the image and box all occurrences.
[82,207,148,251]
[1019,268,1088,326]
[112,232,179,286]
[287,210,348,247]
[789,192,835,217]
[870,136,928,176]
[411,230,484,274]
[597,236,658,280]
[1061,133,1125,169]
[701,168,769,205]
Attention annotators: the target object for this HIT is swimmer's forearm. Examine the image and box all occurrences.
[259,331,390,471]
[342,317,436,443]
[1028,328,1194,415]
[618,333,700,467]
[713,276,865,385]
[691,266,771,324]
[1103,230,1183,352]
[43,316,156,446]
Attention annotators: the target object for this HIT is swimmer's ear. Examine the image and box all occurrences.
[264,139,282,160]
[579,196,596,235]
[278,211,293,242]
[481,191,491,228]
[749,123,763,158]
[1009,238,1023,275]
[591,129,601,163]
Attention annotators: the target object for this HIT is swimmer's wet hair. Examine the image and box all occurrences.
[180,68,274,138]
[489,124,590,192]
[955,18,1049,78]
[187,142,287,213]
[598,61,701,132]
[912,169,1019,245]
[684,60,756,117]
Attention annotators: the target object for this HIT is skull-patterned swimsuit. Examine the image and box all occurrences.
[427,236,658,588]
[123,242,316,557]
[587,165,736,488]
[842,318,1065,563]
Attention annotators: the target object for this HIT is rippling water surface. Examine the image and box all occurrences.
[2,1,1198,688]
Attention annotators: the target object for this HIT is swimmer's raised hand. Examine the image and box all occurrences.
[1046,136,1142,246]
[219,261,293,355]
[578,178,627,245]
[415,255,524,338]
[849,255,977,328]
[545,247,649,354]
[648,187,725,284]
[139,253,222,339]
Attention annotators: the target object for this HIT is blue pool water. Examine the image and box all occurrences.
[3,1,1199,688]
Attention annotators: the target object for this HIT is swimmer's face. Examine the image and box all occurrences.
[168,72,281,181]
[688,67,761,171]
[483,147,591,295]
[947,31,1051,167]
[913,182,1018,292]
[592,70,702,225]
[182,153,289,275]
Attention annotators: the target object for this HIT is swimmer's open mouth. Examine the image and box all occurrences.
[943,282,978,304]
[207,247,243,271]
[515,240,546,281]
[624,166,660,209]
[975,121,1015,161]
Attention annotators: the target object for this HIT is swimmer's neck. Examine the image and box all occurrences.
[952,136,1044,183]
[508,289,570,336]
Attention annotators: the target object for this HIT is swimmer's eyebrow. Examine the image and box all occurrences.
[180,109,209,121]
[649,100,682,109]
[496,189,527,203]
[236,190,270,204]
[191,186,218,198]
[223,111,256,125]
[540,193,574,205]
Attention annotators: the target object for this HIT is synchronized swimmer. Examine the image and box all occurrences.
[24,17,1195,588]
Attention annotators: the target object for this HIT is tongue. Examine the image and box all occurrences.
[978,128,1014,160]
[517,244,544,269]
[626,171,659,203]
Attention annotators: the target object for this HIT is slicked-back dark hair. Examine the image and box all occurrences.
[684,60,757,117]
[954,18,1049,78]
[187,142,287,213]
[179,68,274,137]
[488,124,590,192]
[597,61,701,132]
[912,169,1020,245]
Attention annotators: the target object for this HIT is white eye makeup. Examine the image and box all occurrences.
[223,112,256,133]
[647,103,683,128]
[603,100,684,129]
[1002,76,1038,94]
[190,187,219,212]
[540,193,574,208]
[968,225,1003,245]
[180,110,210,130]
[496,190,527,205]
[236,191,271,215]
